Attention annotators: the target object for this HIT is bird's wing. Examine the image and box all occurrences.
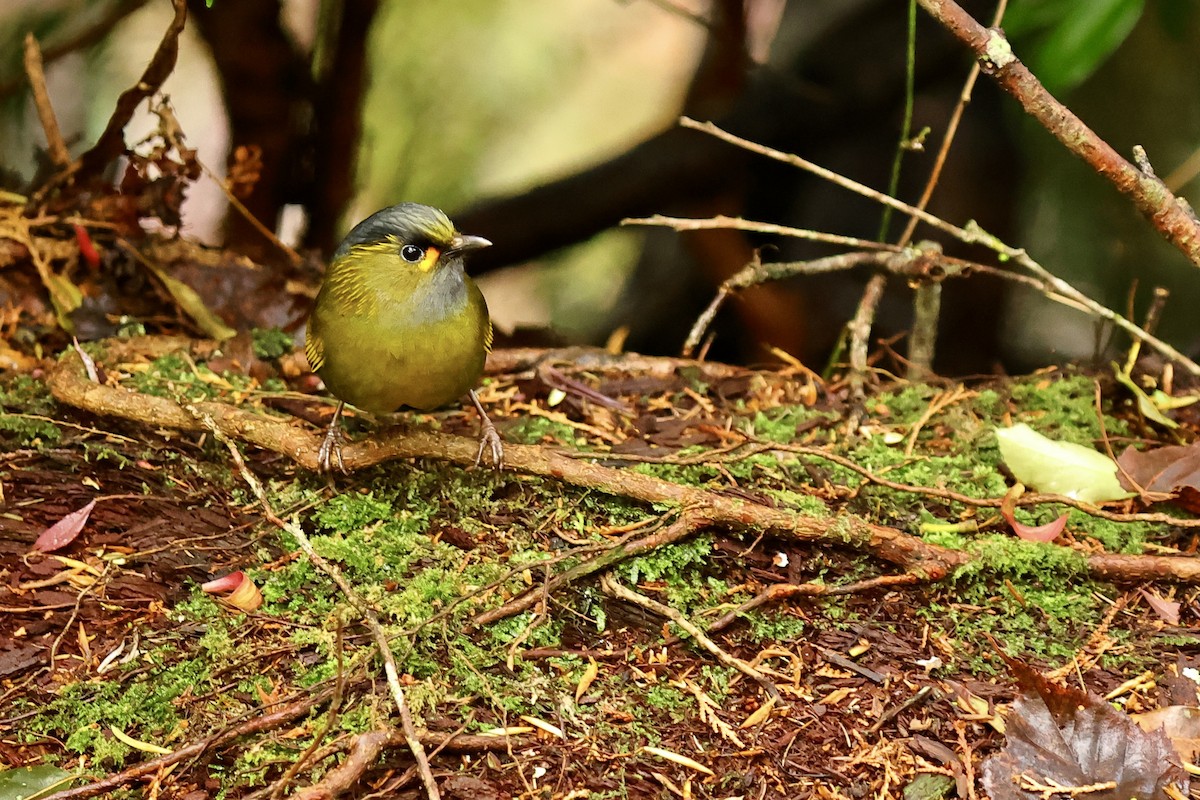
[305,327,325,373]
[484,319,493,353]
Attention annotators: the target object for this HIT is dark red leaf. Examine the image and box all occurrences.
[32,500,97,552]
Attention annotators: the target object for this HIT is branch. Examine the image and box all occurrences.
[35,0,187,199]
[916,0,1200,268]
[674,120,1200,378]
[44,340,1200,585]
[0,0,149,98]
[44,344,966,579]
[22,34,70,168]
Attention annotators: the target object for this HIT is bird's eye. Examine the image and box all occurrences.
[400,244,425,263]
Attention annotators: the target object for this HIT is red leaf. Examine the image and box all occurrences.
[1006,511,1068,543]
[32,500,96,552]
[202,571,263,611]
[1000,487,1068,542]
[73,224,100,269]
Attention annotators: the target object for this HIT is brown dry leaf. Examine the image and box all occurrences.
[982,659,1185,799]
[1133,706,1200,768]
[1141,589,1182,625]
[575,658,599,703]
[227,145,263,199]
[1118,442,1200,498]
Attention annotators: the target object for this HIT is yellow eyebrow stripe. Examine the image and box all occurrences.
[417,246,441,273]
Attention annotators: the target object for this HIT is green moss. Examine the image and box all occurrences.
[507,415,583,446]
[744,610,807,641]
[739,405,834,443]
[25,658,211,767]
[0,375,61,445]
[621,535,712,586]
[1008,373,1128,445]
[250,327,294,360]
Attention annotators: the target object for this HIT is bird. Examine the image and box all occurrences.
[305,203,501,473]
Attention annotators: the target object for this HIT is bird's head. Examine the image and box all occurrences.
[333,203,491,276]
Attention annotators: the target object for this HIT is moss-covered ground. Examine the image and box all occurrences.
[1,342,1195,799]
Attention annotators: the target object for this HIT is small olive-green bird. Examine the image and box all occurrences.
[305,203,500,472]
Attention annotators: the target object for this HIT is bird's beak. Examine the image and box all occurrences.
[446,234,492,256]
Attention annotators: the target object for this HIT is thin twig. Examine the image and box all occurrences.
[473,512,710,625]
[623,214,898,252]
[916,0,1200,268]
[600,573,781,702]
[0,0,149,97]
[898,0,1008,246]
[682,117,1200,378]
[47,347,1200,583]
[39,688,340,800]
[22,34,70,168]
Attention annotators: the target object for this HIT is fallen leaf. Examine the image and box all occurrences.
[1118,442,1200,499]
[0,764,76,800]
[201,571,263,611]
[1133,705,1200,766]
[995,424,1132,504]
[110,725,172,755]
[575,658,598,703]
[518,715,564,739]
[1140,589,1181,625]
[32,500,96,553]
[982,658,1184,799]
[642,745,714,776]
[1000,487,1068,542]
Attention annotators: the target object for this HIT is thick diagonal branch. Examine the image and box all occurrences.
[916,0,1200,267]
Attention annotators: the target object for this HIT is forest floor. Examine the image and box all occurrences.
[2,334,1198,800]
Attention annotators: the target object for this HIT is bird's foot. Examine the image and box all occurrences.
[469,389,503,469]
[475,417,504,469]
[318,414,348,474]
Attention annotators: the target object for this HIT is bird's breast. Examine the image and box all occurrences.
[311,269,490,414]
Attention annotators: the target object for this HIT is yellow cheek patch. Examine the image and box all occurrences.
[417,246,441,273]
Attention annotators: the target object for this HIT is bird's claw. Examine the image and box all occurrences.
[474,419,504,469]
[318,421,348,475]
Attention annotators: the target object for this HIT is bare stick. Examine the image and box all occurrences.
[680,117,968,242]
[623,214,897,252]
[46,345,1200,584]
[848,272,888,395]
[35,0,188,200]
[908,279,942,380]
[600,573,780,701]
[898,0,1008,246]
[474,512,710,625]
[681,118,1200,377]
[22,34,70,167]
[916,0,1200,268]
[0,0,148,97]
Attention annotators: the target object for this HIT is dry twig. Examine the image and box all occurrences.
[45,343,1200,587]
[600,573,781,702]
[22,34,70,168]
[917,0,1200,268]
